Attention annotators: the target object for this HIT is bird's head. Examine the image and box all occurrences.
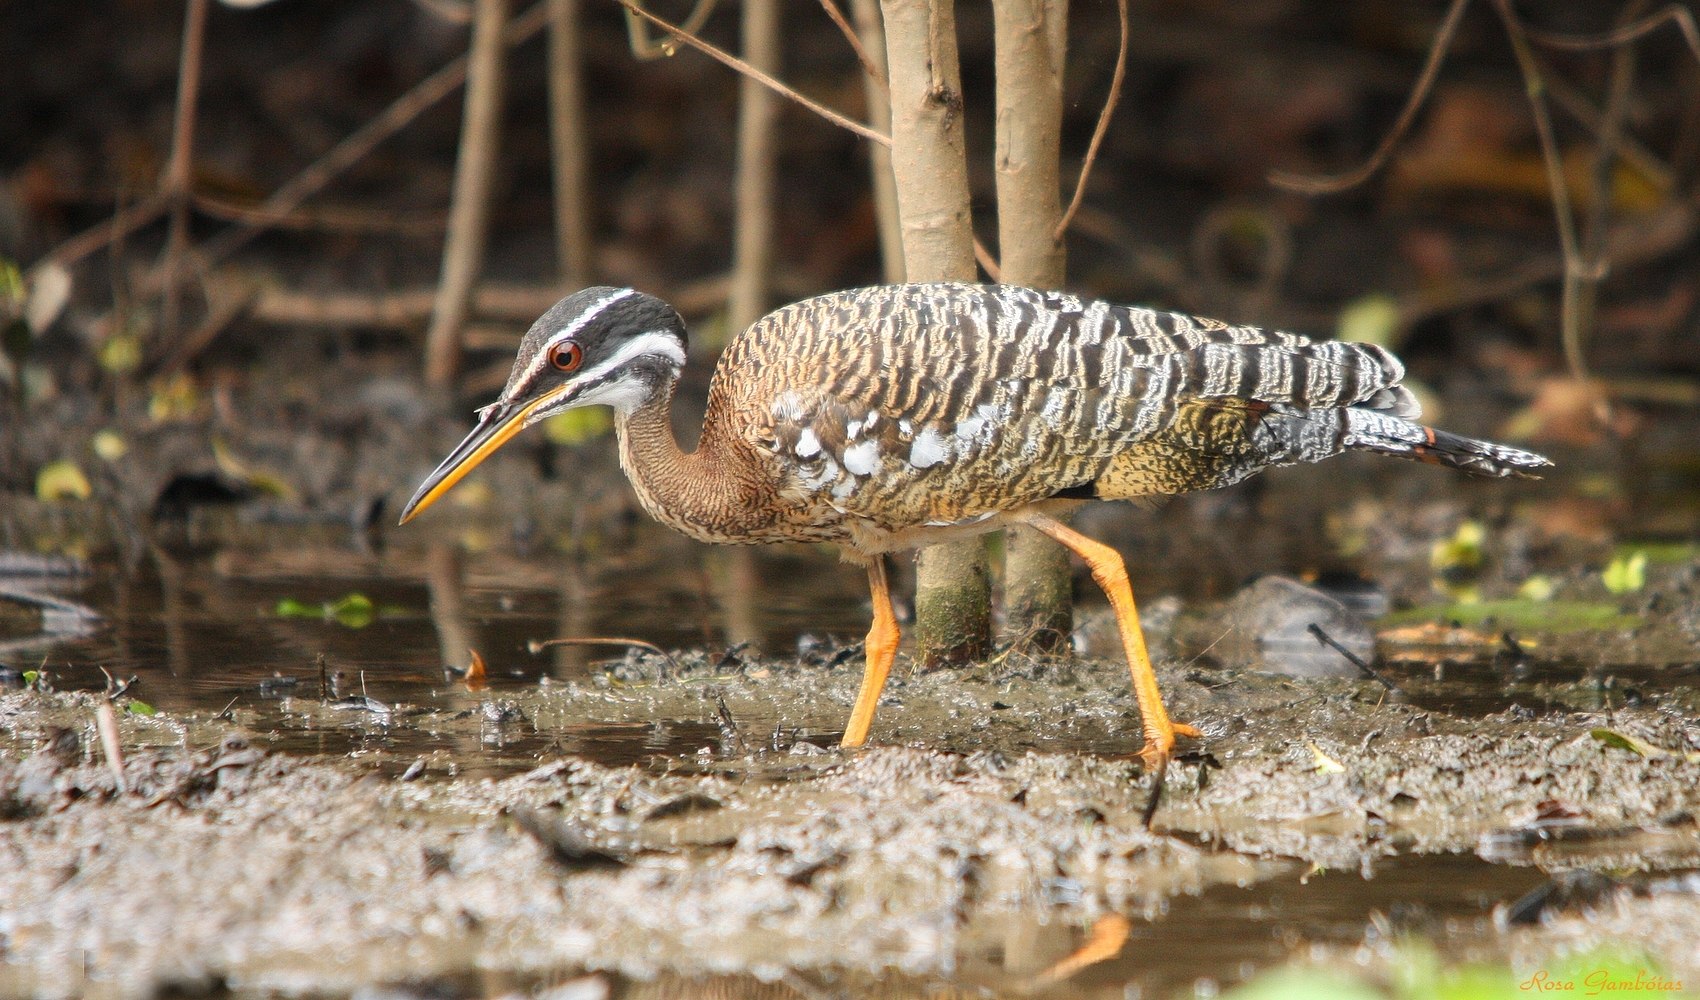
[397,287,687,525]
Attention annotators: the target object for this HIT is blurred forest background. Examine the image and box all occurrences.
[2,0,1697,558]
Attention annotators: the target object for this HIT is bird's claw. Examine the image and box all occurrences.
[1136,720,1200,772]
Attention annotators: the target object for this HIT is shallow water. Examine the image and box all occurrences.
[4,468,1699,997]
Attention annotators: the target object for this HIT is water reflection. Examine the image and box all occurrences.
[0,527,868,773]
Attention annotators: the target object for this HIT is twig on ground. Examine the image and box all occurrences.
[190,194,445,237]
[96,700,127,795]
[1307,623,1401,693]
[528,636,683,676]
[43,193,169,271]
[1396,204,1695,326]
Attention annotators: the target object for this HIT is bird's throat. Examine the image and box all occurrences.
[613,391,770,544]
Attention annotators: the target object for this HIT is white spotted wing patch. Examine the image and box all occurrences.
[795,427,821,458]
[842,438,880,476]
[765,387,1006,513]
[908,426,949,469]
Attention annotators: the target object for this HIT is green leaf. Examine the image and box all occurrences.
[1602,551,1647,595]
[99,332,144,376]
[276,593,377,628]
[22,670,40,686]
[1591,727,1700,762]
[35,459,92,501]
[1223,968,1384,1000]
[1337,294,1402,348]
[1382,600,1636,633]
[1430,521,1486,574]
[1546,945,1684,1000]
[275,597,319,619]
[1515,575,1555,601]
[91,430,128,462]
[329,592,375,629]
[125,700,157,716]
[0,260,23,304]
[544,406,614,445]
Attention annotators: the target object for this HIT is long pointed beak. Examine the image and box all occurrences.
[397,388,563,525]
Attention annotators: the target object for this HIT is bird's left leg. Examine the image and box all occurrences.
[841,556,900,747]
[1017,512,1200,771]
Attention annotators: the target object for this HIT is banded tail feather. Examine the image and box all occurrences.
[1343,408,1550,478]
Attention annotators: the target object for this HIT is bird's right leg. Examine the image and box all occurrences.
[841,557,899,747]
[1018,512,1200,771]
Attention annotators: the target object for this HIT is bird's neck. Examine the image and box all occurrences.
[614,384,767,543]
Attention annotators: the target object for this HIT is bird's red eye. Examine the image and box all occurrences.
[549,342,584,372]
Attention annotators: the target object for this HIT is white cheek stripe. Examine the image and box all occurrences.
[511,287,639,396]
[562,375,650,415]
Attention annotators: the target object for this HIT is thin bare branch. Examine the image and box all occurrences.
[1492,0,1594,383]
[191,193,445,236]
[1546,70,1675,192]
[1055,0,1126,241]
[622,0,717,60]
[41,191,169,269]
[194,1,551,273]
[1576,1,1645,364]
[160,0,210,338]
[617,0,890,147]
[849,0,903,281]
[1269,0,1474,194]
[1397,204,1694,326]
[1525,3,1700,62]
[409,0,475,24]
[819,0,888,95]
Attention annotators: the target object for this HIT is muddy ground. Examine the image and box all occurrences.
[4,600,1700,998]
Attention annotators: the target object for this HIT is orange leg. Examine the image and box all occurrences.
[841,557,900,747]
[1019,512,1200,770]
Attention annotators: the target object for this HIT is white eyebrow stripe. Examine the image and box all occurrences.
[510,287,638,396]
[571,330,686,386]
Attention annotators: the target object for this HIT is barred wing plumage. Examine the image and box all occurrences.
[709,282,1538,531]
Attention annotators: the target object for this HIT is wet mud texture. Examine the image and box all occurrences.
[5,639,1700,999]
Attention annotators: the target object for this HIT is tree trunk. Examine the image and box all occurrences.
[425,0,509,390]
[719,0,782,649]
[880,0,990,667]
[849,0,905,284]
[992,0,1073,653]
[547,0,592,288]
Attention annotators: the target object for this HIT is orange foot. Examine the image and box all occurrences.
[1136,721,1202,772]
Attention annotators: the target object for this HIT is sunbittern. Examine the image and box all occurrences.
[399,283,1549,773]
